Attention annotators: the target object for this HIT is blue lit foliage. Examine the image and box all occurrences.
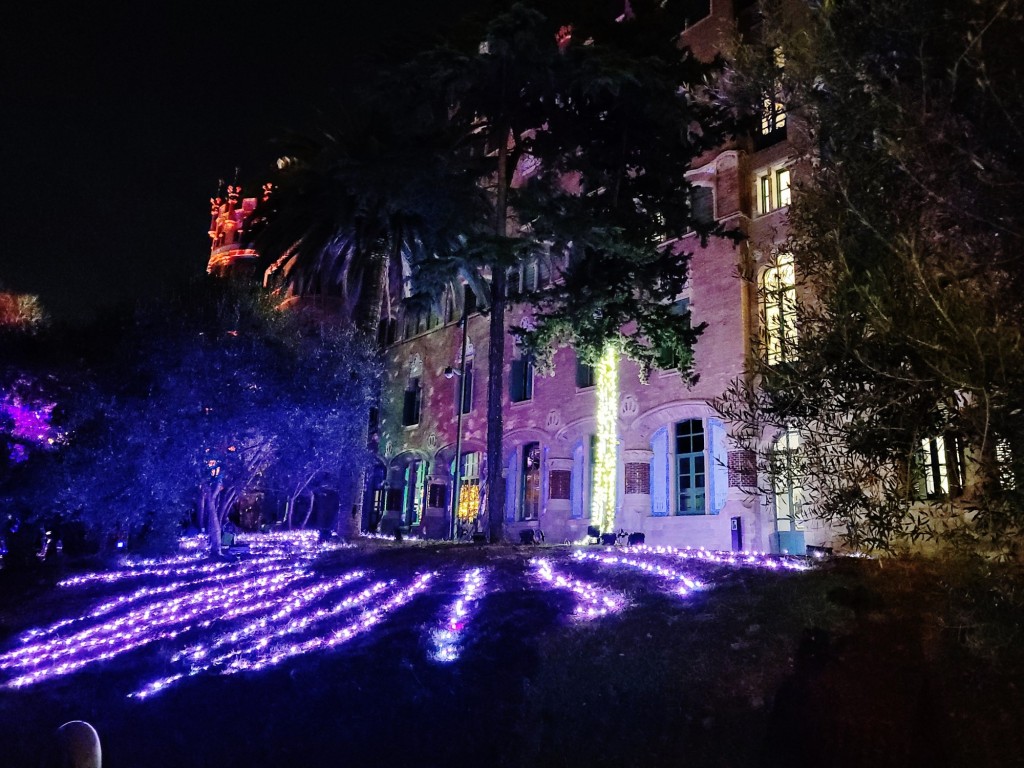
[7,280,381,556]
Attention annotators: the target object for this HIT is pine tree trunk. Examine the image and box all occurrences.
[348,241,392,539]
[486,122,511,544]
[486,275,507,543]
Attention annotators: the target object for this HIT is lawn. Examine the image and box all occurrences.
[1,534,1021,767]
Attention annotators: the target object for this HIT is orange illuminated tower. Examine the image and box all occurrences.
[206,179,267,277]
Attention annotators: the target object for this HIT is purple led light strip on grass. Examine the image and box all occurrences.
[131,572,435,698]
[23,558,303,643]
[429,567,488,663]
[626,545,811,571]
[2,569,308,687]
[531,558,624,620]
[170,569,368,664]
[220,572,436,676]
[572,550,705,596]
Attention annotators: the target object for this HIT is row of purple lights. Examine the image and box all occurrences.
[3,569,308,687]
[429,568,488,663]
[623,544,812,571]
[531,558,625,620]
[572,550,705,596]
[25,558,303,643]
[219,572,435,676]
[2,533,819,696]
[132,571,398,698]
[59,531,349,589]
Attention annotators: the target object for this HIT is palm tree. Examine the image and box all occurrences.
[251,100,489,535]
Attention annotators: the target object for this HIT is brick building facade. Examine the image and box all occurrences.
[371,1,835,554]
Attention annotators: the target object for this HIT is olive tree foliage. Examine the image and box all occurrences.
[8,280,381,557]
[713,0,1024,555]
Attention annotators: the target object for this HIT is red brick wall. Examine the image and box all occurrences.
[625,462,650,495]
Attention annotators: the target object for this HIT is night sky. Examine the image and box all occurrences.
[2,2,479,323]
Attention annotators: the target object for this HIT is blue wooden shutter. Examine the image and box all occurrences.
[505,451,518,522]
[651,427,670,516]
[571,443,585,519]
[708,418,729,515]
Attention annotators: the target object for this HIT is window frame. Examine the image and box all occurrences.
[575,359,595,389]
[770,428,803,532]
[402,377,422,426]
[675,419,707,515]
[917,435,964,499]
[755,165,792,216]
[510,356,535,403]
[520,442,541,521]
[761,253,797,365]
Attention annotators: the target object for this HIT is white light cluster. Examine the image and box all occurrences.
[429,568,488,663]
[531,558,624,620]
[572,550,705,596]
[360,531,421,542]
[177,535,207,551]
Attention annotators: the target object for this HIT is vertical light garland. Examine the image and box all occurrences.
[590,344,619,534]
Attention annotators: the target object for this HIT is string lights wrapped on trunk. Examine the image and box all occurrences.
[590,345,619,535]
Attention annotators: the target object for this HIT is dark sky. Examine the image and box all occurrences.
[1,2,479,323]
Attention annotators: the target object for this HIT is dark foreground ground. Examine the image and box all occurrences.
[1,541,1022,768]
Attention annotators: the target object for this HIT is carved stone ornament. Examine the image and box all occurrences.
[409,353,424,378]
[545,409,562,430]
[621,394,639,417]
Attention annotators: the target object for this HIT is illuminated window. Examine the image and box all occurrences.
[917,436,964,498]
[675,420,706,515]
[520,443,541,520]
[762,253,797,365]
[771,429,803,532]
[457,452,481,523]
[997,437,1016,491]
[756,167,791,215]
[510,356,534,402]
